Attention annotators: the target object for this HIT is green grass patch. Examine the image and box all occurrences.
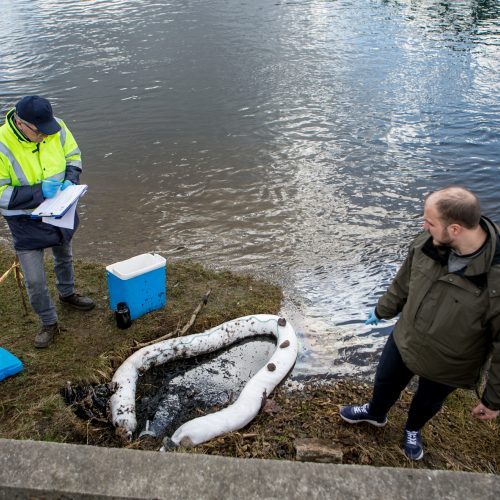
[0,246,281,446]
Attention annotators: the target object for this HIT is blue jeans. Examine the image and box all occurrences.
[368,333,455,431]
[17,242,75,326]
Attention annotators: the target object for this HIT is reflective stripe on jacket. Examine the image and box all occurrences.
[376,216,500,410]
[0,108,82,250]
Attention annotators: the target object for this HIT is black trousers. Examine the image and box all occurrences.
[368,333,455,431]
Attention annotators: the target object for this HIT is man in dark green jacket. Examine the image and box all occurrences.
[340,186,500,460]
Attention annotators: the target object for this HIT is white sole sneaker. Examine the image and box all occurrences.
[339,409,388,427]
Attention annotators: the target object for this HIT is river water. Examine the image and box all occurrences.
[1,0,498,377]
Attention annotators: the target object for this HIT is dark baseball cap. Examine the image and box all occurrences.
[15,95,61,135]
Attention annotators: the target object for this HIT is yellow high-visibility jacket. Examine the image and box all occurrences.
[0,109,83,250]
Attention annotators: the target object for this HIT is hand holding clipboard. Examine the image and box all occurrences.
[32,184,88,218]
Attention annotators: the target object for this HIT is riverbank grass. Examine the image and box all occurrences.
[0,247,498,473]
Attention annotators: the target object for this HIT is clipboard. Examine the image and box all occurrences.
[32,184,88,218]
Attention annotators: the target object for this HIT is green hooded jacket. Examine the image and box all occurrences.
[376,216,500,410]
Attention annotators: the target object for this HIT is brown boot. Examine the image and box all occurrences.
[34,323,59,348]
[59,293,95,311]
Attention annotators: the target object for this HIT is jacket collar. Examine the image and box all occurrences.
[5,108,33,144]
[464,216,499,277]
[421,236,450,266]
[421,216,499,278]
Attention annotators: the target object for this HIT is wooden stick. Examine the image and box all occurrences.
[14,258,29,316]
[177,289,211,337]
[133,289,211,350]
[0,261,16,285]
[0,259,29,315]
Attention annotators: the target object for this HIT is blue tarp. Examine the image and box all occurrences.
[0,347,23,381]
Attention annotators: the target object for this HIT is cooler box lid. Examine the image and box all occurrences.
[105,253,166,280]
[0,347,23,381]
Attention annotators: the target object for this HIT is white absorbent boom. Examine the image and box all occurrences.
[110,314,298,446]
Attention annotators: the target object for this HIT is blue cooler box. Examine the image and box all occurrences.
[106,253,166,320]
[0,347,23,382]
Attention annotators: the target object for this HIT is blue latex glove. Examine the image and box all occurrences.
[61,179,74,190]
[42,179,61,199]
[365,307,380,325]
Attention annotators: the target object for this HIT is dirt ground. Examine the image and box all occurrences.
[0,247,498,473]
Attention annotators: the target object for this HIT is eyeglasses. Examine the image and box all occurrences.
[17,117,47,137]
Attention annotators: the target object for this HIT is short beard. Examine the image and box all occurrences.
[432,233,453,248]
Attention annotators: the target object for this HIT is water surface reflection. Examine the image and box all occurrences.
[0,0,498,376]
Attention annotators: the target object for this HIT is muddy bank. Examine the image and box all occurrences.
[1,246,498,472]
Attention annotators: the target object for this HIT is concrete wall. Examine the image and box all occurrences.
[0,439,498,499]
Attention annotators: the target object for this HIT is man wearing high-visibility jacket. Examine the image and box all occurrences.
[0,95,94,348]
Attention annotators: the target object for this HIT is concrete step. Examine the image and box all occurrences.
[0,438,497,499]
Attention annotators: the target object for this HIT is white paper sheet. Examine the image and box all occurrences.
[32,184,87,217]
[42,202,77,229]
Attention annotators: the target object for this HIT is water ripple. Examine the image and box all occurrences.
[0,0,498,376]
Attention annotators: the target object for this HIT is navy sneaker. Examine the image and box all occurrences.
[404,429,424,460]
[339,403,388,427]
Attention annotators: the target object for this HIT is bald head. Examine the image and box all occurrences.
[426,186,481,229]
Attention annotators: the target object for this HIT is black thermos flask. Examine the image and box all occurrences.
[115,302,132,329]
